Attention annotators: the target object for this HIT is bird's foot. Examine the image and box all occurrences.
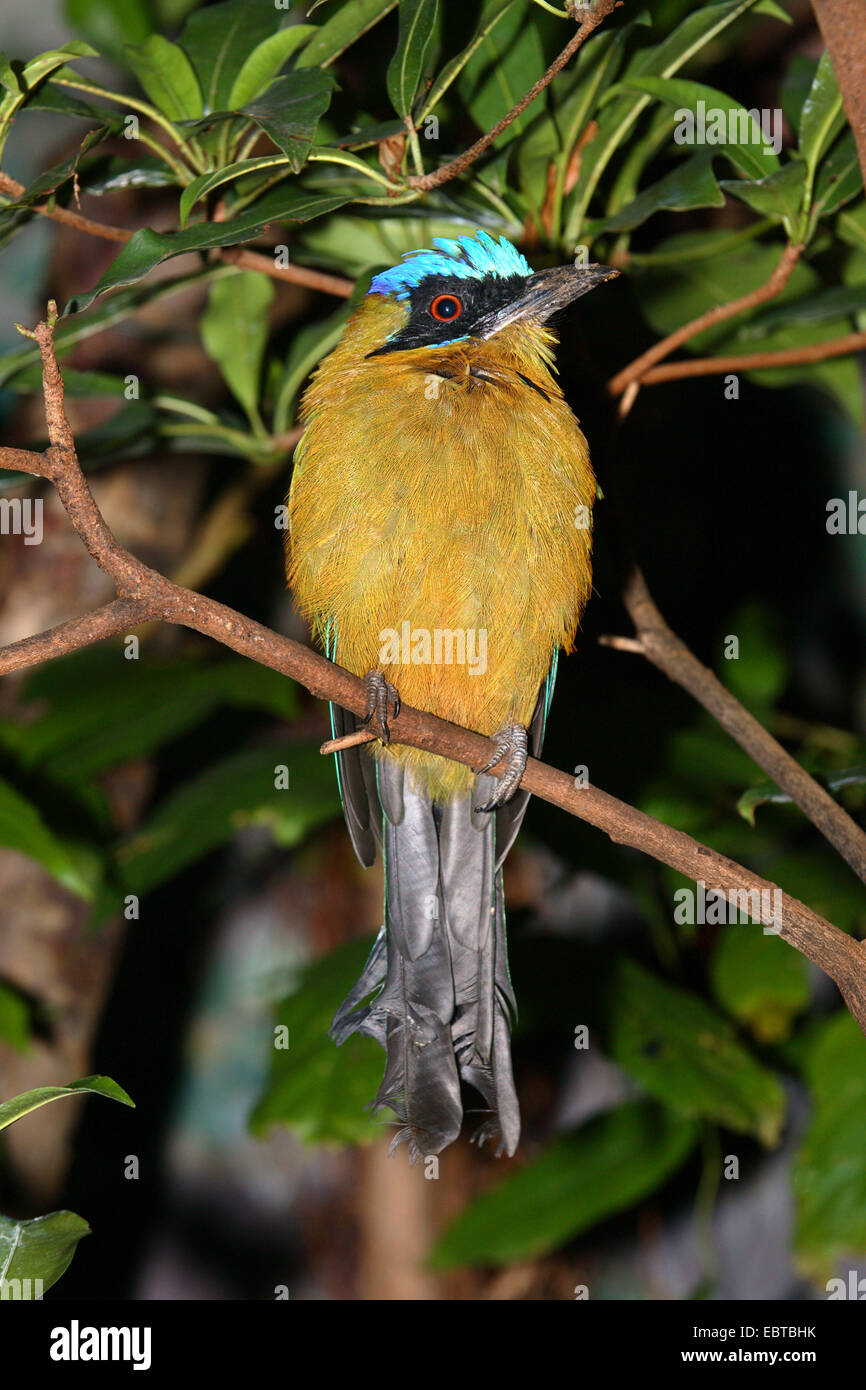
[474,723,528,810]
[361,670,401,745]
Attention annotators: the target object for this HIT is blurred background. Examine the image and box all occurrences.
[0,0,864,1300]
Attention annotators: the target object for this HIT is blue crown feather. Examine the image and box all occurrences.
[368,229,532,300]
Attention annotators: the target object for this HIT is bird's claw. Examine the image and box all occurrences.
[361,670,401,745]
[473,723,528,811]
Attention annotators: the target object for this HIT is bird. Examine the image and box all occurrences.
[287,229,616,1162]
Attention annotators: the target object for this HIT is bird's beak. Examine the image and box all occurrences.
[475,262,619,339]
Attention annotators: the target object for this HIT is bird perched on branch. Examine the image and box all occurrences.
[287,230,616,1161]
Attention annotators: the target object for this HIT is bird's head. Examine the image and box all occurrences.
[359,229,618,360]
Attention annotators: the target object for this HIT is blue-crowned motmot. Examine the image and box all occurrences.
[287,230,616,1160]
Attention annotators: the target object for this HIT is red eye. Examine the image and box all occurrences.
[430,294,462,323]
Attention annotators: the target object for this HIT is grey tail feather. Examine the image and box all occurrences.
[330,759,520,1161]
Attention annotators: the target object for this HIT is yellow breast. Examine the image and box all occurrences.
[287,299,595,799]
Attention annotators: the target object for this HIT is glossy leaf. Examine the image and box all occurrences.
[296,0,397,70]
[83,154,177,195]
[122,34,203,121]
[798,49,844,178]
[387,0,439,119]
[457,2,544,148]
[201,269,274,420]
[429,1102,698,1268]
[622,75,781,179]
[0,125,112,227]
[250,937,385,1147]
[596,150,725,234]
[607,960,786,1144]
[0,1210,90,1295]
[566,0,764,239]
[810,130,863,227]
[420,0,513,121]
[179,154,288,226]
[0,1075,134,1132]
[228,24,317,108]
[179,70,335,188]
[178,0,280,114]
[65,187,350,314]
[722,161,807,238]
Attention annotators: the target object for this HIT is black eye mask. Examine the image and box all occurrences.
[365,272,531,356]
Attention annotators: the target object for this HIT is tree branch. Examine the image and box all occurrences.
[810,0,866,185]
[608,243,803,397]
[2,303,865,1032]
[616,565,866,886]
[0,173,354,298]
[636,331,866,384]
[406,0,621,192]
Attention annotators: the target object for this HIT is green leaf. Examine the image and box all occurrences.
[566,0,766,240]
[793,1012,866,1279]
[65,187,350,314]
[228,24,317,108]
[387,0,439,119]
[737,766,866,828]
[272,301,352,432]
[839,199,866,253]
[0,983,30,1052]
[0,1075,134,1132]
[296,0,397,70]
[596,150,725,234]
[122,34,203,121]
[0,41,99,158]
[201,269,274,421]
[798,50,844,180]
[457,2,545,148]
[5,649,299,780]
[607,960,786,1144]
[178,71,336,213]
[63,0,151,58]
[116,742,340,894]
[179,154,288,227]
[419,0,513,121]
[622,75,781,179]
[82,154,177,195]
[0,778,99,899]
[179,0,282,114]
[250,937,385,1147]
[0,1210,90,1295]
[0,125,112,227]
[429,1102,698,1269]
[810,129,863,227]
[720,161,806,238]
[780,52,818,133]
[710,928,808,1043]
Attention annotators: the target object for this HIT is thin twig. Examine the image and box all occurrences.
[608,243,804,397]
[637,331,866,384]
[0,174,354,297]
[619,564,866,886]
[1,304,865,1032]
[406,0,621,192]
[321,729,377,755]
